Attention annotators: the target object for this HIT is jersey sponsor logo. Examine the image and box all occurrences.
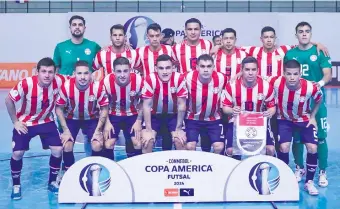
[328,60,332,65]
[65,50,72,54]
[310,55,317,62]
[85,48,91,55]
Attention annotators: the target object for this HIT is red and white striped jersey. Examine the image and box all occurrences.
[214,48,248,80]
[8,74,64,127]
[222,77,275,122]
[136,45,177,76]
[173,39,213,74]
[241,45,294,78]
[102,73,143,116]
[186,70,226,121]
[142,72,187,114]
[270,76,323,122]
[56,78,109,120]
[92,46,141,76]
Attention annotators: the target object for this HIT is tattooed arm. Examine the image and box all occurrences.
[55,105,74,146]
[95,105,109,133]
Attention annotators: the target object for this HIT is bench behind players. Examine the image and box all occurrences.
[5,58,64,199]
[271,59,322,195]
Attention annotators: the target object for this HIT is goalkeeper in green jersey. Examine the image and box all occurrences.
[284,21,332,187]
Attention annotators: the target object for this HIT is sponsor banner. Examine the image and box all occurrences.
[59,151,299,203]
[0,63,37,88]
[233,112,267,156]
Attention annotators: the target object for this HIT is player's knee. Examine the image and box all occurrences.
[63,141,74,152]
[306,143,317,154]
[279,143,290,153]
[91,140,103,152]
[12,151,24,160]
[186,142,196,150]
[132,137,141,149]
[173,138,185,150]
[104,139,116,150]
[266,145,275,156]
[226,148,233,156]
[50,146,63,157]
[212,142,224,154]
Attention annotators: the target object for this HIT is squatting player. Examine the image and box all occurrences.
[55,61,109,173]
[284,21,332,187]
[185,54,226,154]
[222,56,276,158]
[101,57,144,159]
[271,59,322,195]
[5,58,64,199]
[142,54,187,152]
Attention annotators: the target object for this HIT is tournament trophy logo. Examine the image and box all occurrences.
[249,162,280,195]
[124,16,155,49]
[79,163,111,196]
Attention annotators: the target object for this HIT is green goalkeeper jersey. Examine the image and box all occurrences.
[53,39,101,76]
[284,45,332,87]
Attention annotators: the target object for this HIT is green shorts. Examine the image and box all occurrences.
[314,103,328,139]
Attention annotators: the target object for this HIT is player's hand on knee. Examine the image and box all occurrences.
[306,117,318,132]
[232,106,241,117]
[103,122,114,140]
[91,131,103,144]
[171,129,187,146]
[141,129,156,148]
[14,121,28,135]
[131,120,142,142]
[60,131,74,147]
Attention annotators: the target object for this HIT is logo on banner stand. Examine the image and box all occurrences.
[59,151,299,204]
[124,16,155,49]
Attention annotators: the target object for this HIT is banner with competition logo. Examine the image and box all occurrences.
[58,151,299,203]
[233,112,267,156]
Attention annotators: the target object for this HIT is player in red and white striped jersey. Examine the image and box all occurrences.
[5,58,64,199]
[136,23,177,76]
[270,59,322,195]
[214,28,248,81]
[173,18,213,74]
[222,56,276,158]
[185,54,226,154]
[101,57,144,160]
[55,61,109,172]
[142,54,187,152]
[92,24,141,76]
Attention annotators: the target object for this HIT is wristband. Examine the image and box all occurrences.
[318,80,325,87]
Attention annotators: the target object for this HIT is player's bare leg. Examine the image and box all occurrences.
[186,141,197,151]
[56,140,75,185]
[266,145,275,156]
[91,137,104,156]
[104,138,116,160]
[141,129,156,154]
[48,146,63,194]
[11,150,25,200]
[173,138,186,150]
[304,143,318,195]
[131,136,143,156]
[212,142,224,154]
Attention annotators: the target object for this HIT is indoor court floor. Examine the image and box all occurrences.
[0,88,339,209]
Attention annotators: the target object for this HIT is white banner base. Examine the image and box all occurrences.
[59,151,299,203]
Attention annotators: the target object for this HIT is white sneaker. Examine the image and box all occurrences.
[304,180,319,196]
[318,170,328,187]
[294,165,306,182]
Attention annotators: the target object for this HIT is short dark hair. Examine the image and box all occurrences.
[37,57,56,72]
[75,60,89,69]
[295,21,312,33]
[261,26,275,36]
[156,54,173,65]
[147,23,162,34]
[113,57,130,70]
[241,56,258,69]
[185,18,202,29]
[197,54,214,64]
[69,15,85,26]
[283,59,301,71]
[221,28,237,37]
[110,24,125,35]
[212,35,220,42]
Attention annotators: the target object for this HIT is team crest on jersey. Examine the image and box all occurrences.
[84,48,91,55]
[11,90,18,97]
[275,55,282,61]
[213,87,220,94]
[89,95,96,102]
[299,96,306,102]
[310,55,317,62]
[129,90,136,96]
[170,87,177,93]
[257,93,264,100]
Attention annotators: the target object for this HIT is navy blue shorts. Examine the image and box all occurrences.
[277,119,318,145]
[12,122,62,151]
[152,114,177,133]
[185,119,224,144]
[226,122,275,148]
[63,119,98,142]
[109,115,138,139]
